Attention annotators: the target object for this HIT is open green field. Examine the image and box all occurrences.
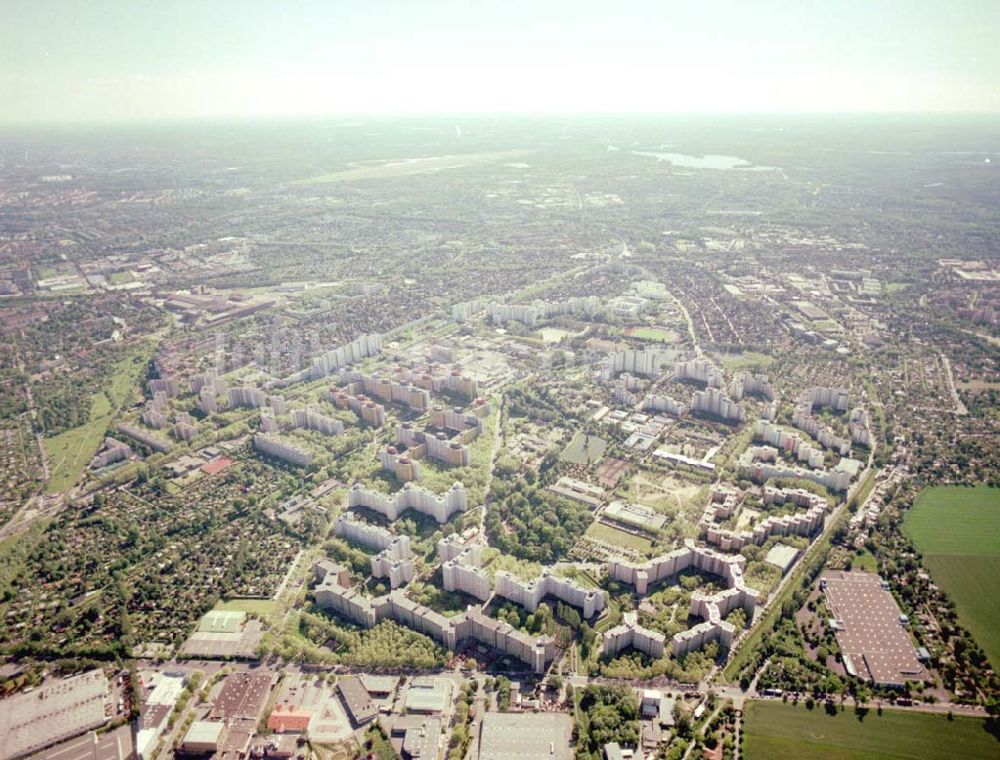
[213,598,279,615]
[293,149,529,184]
[624,326,678,342]
[43,343,153,493]
[903,485,1000,668]
[44,394,115,493]
[560,432,607,465]
[743,700,997,760]
[585,521,653,553]
[713,350,776,372]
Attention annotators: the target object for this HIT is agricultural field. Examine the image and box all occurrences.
[902,485,1000,668]
[743,700,998,760]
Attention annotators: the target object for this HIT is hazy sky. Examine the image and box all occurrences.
[3,0,999,123]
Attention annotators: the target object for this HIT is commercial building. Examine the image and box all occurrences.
[181,721,226,754]
[337,676,378,727]
[477,711,573,760]
[547,476,605,509]
[399,716,443,759]
[602,500,668,534]
[403,678,452,714]
[209,671,277,722]
[0,670,109,760]
[822,571,927,687]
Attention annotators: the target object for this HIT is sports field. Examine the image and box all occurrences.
[743,700,997,760]
[585,521,653,553]
[624,326,678,342]
[902,485,1000,668]
[214,598,278,616]
[197,609,246,633]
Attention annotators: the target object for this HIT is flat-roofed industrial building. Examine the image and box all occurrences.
[478,711,573,759]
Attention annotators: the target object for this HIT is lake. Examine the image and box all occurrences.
[631,150,777,171]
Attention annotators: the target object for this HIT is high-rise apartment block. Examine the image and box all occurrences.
[310,333,383,378]
[253,432,313,467]
[291,406,345,436]
[347,482,468,525]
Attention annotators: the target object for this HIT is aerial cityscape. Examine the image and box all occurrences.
[2,3,999,760]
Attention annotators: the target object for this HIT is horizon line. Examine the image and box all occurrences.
[3,109,1000,131]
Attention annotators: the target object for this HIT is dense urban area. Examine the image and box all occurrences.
[0,117,997,760]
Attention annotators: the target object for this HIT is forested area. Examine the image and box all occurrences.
[485,476,592,563]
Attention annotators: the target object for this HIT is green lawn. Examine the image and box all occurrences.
[903,486,1000,555]
[585,521,653,553]
[903,485,1000,668]
[743,700,997,760]
[624,326,677,342]
[43,343,153,494]
[714,350,776,372]
[44,404,114,493]
[213,599,278,617]
[90,392,112,419]
[851,549,879,573]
